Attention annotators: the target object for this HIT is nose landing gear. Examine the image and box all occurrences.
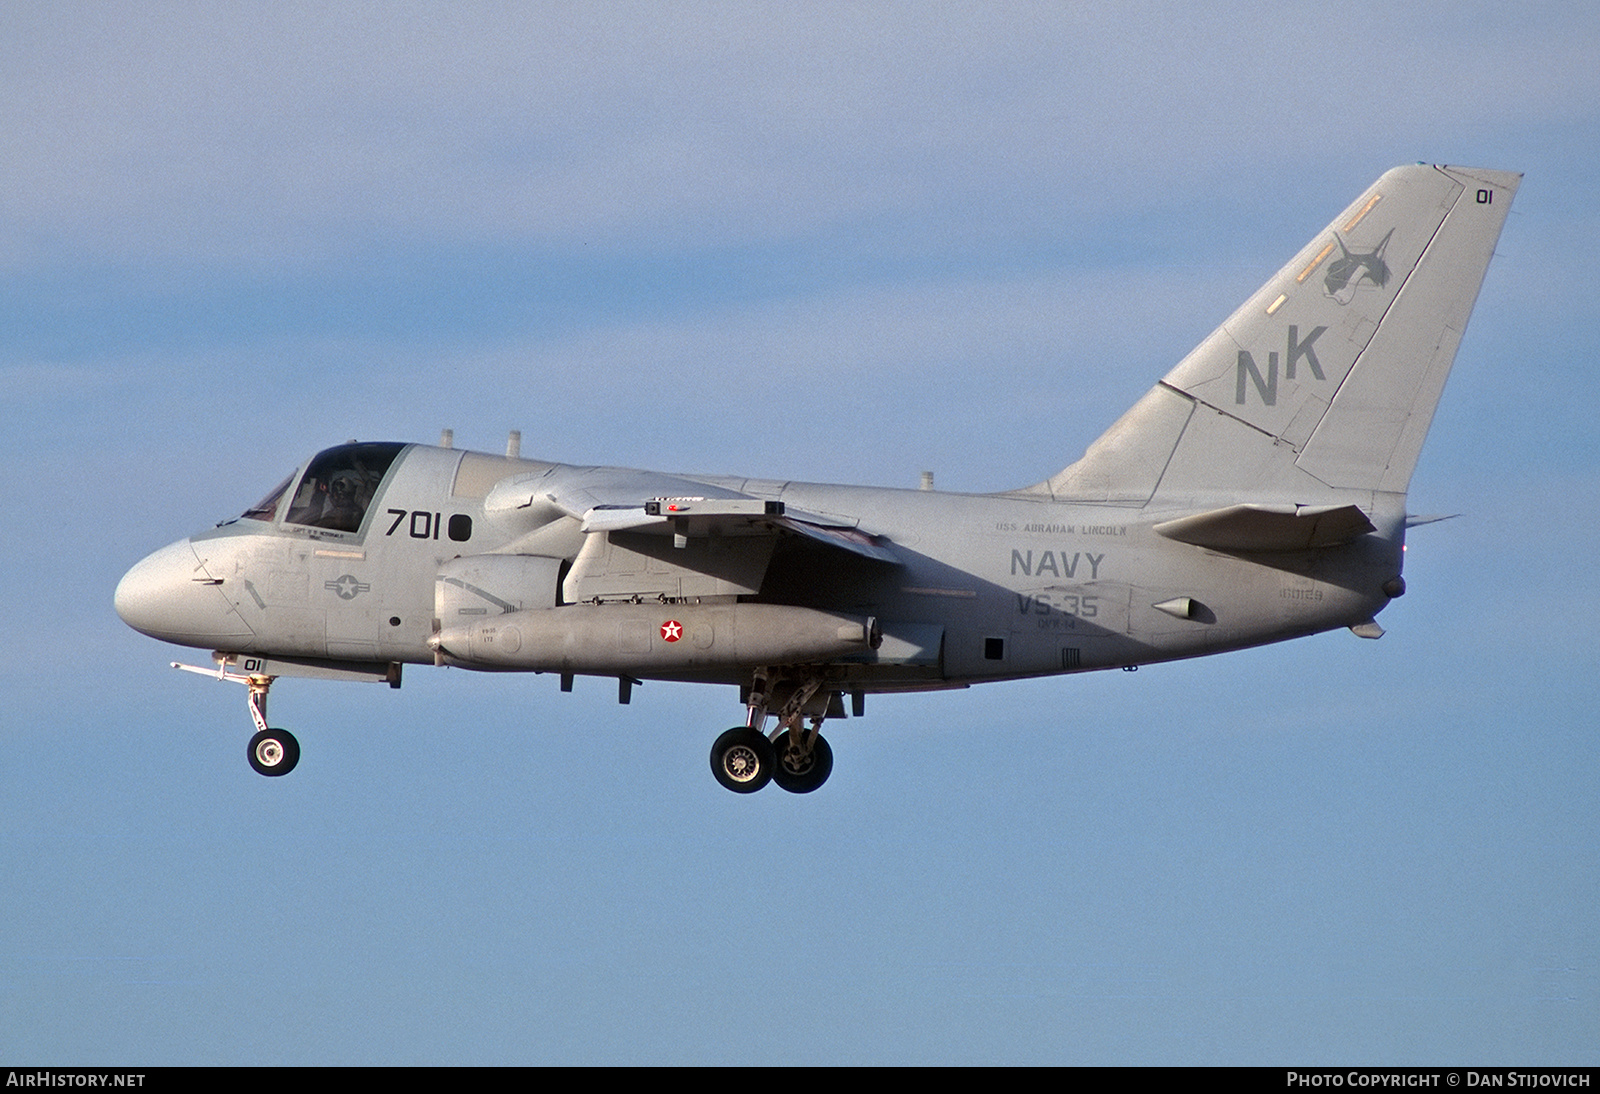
[172,657,301,777]
[238,669,300,776]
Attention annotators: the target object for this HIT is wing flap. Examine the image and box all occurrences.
[771,517,901,563]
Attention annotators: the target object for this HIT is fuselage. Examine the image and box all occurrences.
[115,441,1402,692]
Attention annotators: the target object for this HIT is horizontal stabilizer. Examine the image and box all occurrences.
[1153,503,1375,552]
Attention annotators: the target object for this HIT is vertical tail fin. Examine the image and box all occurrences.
[1031,165,1519,505]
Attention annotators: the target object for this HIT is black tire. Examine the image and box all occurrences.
[771,728,833,794]
[710,727,775,793]
[248,728,300,777]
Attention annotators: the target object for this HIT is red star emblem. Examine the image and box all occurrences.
[660,619,683,642]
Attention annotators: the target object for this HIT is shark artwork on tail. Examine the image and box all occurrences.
[117,164,1520,793]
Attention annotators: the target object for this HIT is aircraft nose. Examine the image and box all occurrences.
[114,538,255,648]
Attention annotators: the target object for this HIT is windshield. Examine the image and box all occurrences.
[282,442,406,533]
[240,473,295,523]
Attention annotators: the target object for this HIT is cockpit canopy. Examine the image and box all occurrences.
[241,442,406,532]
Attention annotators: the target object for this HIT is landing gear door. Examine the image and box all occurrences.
[436,555,564,626]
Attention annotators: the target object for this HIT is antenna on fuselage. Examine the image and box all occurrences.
[507,430,522,459]
[439,428,454,449]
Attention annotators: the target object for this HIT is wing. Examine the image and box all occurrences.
[483,466,898,603]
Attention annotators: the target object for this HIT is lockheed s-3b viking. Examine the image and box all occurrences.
[115,165,1520,794]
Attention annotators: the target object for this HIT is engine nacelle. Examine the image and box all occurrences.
[432,602,879,673]
[437,553,564,615]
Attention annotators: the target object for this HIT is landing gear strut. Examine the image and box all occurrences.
[172,658,301,777]
[712,669,836,795]
[240,669,300,777]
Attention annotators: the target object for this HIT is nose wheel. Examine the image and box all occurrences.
[248,727,301,776]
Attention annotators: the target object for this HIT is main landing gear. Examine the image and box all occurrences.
[172,659,300,777]
[709,671,836,795]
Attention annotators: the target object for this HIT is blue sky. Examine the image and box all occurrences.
[3,2,1597,1064]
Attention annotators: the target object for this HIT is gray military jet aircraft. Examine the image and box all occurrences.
[115,164,1519,793]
